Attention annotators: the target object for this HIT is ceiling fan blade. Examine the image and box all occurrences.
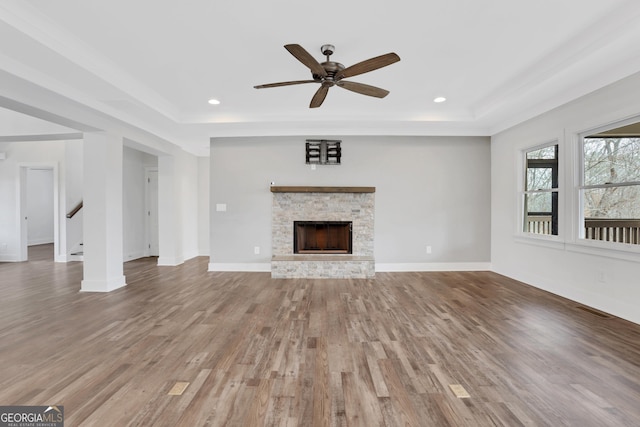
[337,52,400,79]
[310,85,329,108]
[254,80,318,89]
[337,81,389,98]
[285,44,327,78]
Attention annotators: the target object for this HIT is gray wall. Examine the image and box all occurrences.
[210,135,491,268]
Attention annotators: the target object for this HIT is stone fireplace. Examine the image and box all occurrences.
[271,186,375,279]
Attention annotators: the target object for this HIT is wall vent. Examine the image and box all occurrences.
[576,306,612,318]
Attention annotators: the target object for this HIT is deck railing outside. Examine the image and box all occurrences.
[525,215,553,235]
[584,218,640,244]
[525,215,640,245]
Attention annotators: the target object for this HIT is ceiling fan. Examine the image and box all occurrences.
[254,44,400,108]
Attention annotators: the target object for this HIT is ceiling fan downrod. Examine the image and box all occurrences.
[317,44,344,86]
[321,44,335,60]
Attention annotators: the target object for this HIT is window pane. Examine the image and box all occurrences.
[527,146,556,160]
[524,192,557,235]
[525,192,553,214]
[582,185,640,245]
[584,138,640,185]
[582,185,640,218]
[525,144,558,191]
[526,167,553,191]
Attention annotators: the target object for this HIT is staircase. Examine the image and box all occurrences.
[67,201,84,261]
[69,243,83,261]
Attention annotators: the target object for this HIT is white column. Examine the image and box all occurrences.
[81,132,126,292]
[157,154,183,266]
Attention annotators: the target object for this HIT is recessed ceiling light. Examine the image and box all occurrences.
[208,99,221,105]
[433,97,447,103]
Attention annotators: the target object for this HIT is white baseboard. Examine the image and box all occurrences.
[28,239,54,246]
[80,275,127,292]
[208,263,271,272]
[157,256,185,266]
[492,266,640,326]
[0,253,20,262]
[376,262,492,272]
[183,250,200,262]
[124,251,147,262]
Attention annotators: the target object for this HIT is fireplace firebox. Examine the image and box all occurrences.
[293,221,352,254]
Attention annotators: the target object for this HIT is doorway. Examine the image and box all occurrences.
[18,164,60,261]
[145,168,159,257]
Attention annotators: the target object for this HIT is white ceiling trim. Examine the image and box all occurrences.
[0,2,182,122]
[474,2,640,121]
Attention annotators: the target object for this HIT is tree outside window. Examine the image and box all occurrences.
[581,135,640,244]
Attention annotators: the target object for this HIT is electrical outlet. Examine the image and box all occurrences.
[254,246,260,255]
[598,271,606,283]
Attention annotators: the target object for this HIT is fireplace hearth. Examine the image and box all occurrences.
[294,221,352,254]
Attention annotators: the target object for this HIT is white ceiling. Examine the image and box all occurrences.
[2,0,640,155]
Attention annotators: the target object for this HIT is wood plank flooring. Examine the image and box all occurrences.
[1,244,640,426]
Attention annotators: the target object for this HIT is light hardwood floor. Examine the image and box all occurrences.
[1,244,640,426]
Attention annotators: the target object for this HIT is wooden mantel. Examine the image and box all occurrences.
[270,186,375,193]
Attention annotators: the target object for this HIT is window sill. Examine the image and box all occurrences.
[566,240,640,262]
[514,233,640,262]
[513,233,565,250]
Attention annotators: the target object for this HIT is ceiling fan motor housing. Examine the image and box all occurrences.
[314,61,345,85]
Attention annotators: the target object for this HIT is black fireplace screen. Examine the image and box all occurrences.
[293,221,352,254]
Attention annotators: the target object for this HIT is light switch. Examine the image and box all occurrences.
[216,203,227,212]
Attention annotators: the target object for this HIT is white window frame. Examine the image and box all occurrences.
[567,116,640,260]
[515,139,564,248]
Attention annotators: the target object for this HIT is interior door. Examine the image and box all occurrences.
[146,169,159,256]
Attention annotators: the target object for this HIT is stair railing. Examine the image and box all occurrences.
[66,201,83,219]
